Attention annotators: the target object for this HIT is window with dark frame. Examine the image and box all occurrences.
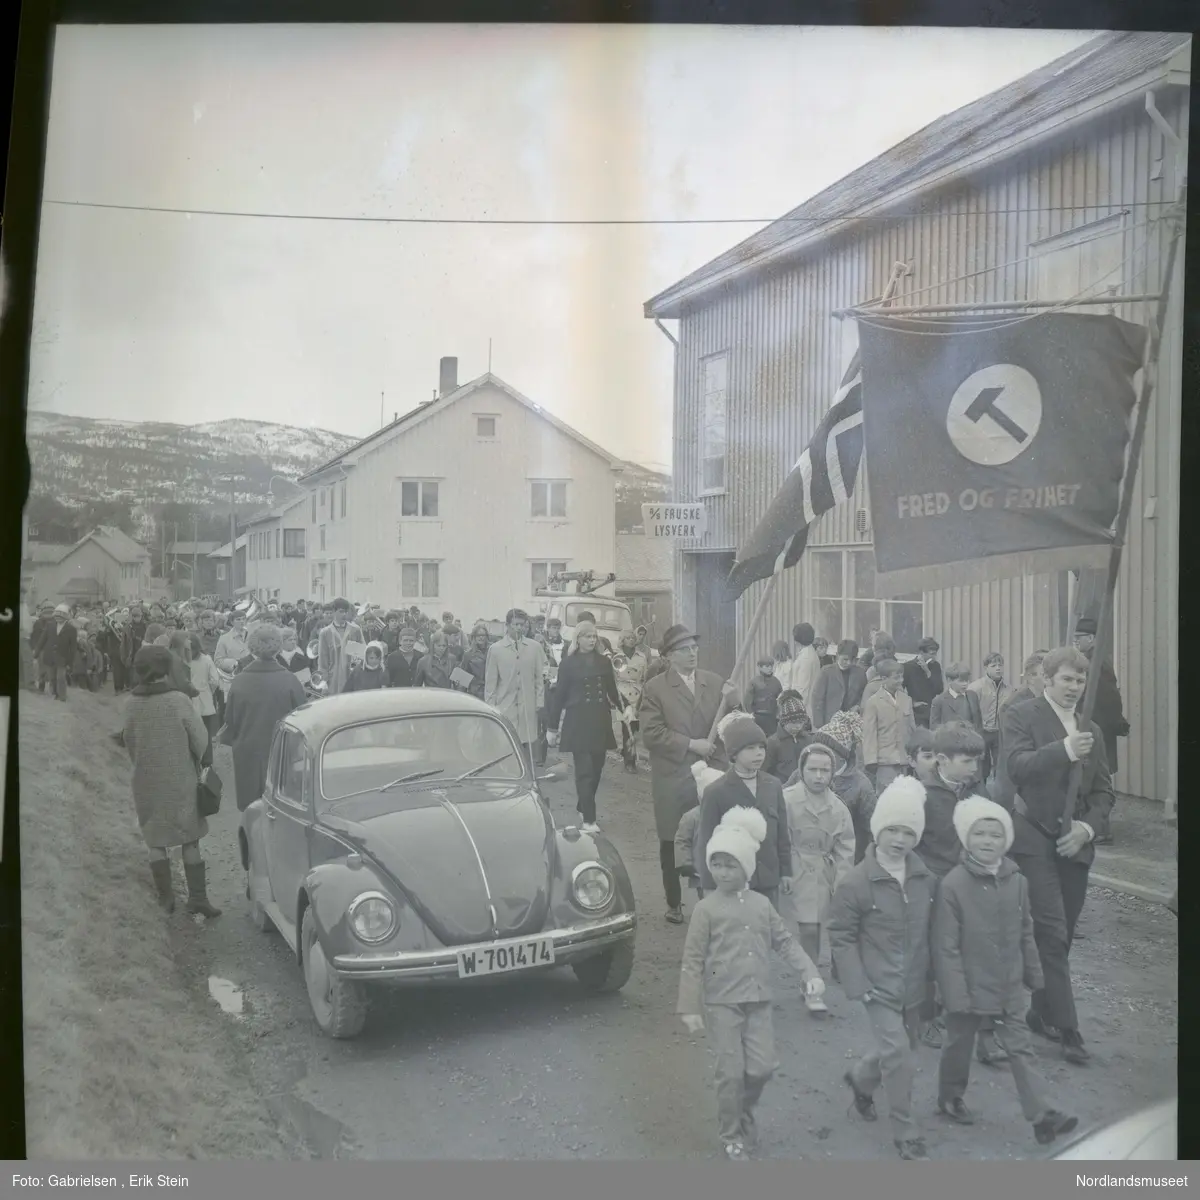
[809,547,923,654]
[531,561,569,592]
[283,529,305,557]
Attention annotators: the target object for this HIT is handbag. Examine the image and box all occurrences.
[197,765,223,818]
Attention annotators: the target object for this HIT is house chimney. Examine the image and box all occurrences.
[439,357,458,397]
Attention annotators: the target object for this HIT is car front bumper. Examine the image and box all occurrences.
[331,912,637,981]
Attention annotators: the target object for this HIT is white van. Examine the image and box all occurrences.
[543,596,635,652]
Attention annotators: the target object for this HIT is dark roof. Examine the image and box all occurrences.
[24,543,73,565]
[60,577,102,597]
[646,31,1191,316]
[168,541,222,556]
[282,687,498,746]
[63,526,150,565]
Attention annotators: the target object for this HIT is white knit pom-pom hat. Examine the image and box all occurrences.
[706,805,768,882]
[952,795,1014,852]
[869,775,928,843]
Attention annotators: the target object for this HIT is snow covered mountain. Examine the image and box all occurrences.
[26,411,359,509]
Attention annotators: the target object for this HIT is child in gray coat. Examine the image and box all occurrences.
[678,806,824,1161]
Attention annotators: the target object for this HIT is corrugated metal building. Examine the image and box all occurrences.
[645,31,1188,806]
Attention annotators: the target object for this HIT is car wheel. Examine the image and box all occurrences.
[301,907,368,1039]
[571,939,634,993]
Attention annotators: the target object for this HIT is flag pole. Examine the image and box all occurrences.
[1059,189,1184,834]
[706,262,910,747]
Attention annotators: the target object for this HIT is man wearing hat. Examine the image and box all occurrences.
[639,624,740,923]
[32,603,78,701]
[1072,616,1128,821]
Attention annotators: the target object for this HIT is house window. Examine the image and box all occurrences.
[216,563,227,582]
[531,481,568,519]
[400,561,440,599]
[339,560,347,596]
[339,482,347,519]
[810,547,923,654]
[701,351,729,492]
[311,493,317,523]
[476,415,497,438]
[400,480,439,518]
[319,526,326,551]
[531,561,568,592]
[275,528,281,558]
[283,529,305,557]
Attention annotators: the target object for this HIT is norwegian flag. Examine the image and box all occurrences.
[724,352,864,601]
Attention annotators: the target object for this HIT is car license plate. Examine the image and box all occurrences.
[457,937,555,979]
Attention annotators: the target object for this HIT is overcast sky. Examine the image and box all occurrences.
[29,24,1096,469]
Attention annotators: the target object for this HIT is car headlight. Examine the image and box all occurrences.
[347,891,398,944]
[571,862,615,912]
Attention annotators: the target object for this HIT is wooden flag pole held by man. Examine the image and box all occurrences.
[1060,189,1185,833]
[705,267,908,747]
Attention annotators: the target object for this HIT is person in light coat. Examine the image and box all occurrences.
[781,742,855,1014]
[776,622,823,711]
[317,597,366,696]
[187,633,223,745]
[122,645,219,918]
[485,608,548,770]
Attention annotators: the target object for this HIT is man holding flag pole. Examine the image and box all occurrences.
[718,188,1180,1069]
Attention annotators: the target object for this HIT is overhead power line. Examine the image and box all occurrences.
[41,197,1173,226]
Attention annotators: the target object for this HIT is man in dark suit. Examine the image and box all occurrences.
[32,603,79,702]
[1001,646,1114,1066]
[639,624,738,924]
[1072,616,1128,846]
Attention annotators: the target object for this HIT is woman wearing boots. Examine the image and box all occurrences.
[122,645,221,918]
[545,621,622,833]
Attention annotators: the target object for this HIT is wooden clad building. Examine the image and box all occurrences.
[644,32,1188,806]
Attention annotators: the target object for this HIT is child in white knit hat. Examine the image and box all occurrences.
[932,796,1079,1146]
[677,806,825,1161]
[826,775,937,1159]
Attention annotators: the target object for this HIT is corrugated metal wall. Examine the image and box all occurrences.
[672,88,1184,804]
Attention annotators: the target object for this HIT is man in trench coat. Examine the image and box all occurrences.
[639,624,739,924]
[485,608,548,773]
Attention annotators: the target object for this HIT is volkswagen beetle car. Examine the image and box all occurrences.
[238,689,637,1038]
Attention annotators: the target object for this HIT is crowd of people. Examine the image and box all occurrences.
[641,618,1142,1161]
[22,586,1162,1160]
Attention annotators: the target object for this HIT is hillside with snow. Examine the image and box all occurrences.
[26,412,359,510]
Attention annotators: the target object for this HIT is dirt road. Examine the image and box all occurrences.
[180,734,1175,1161]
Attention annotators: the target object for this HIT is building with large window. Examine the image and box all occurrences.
[644,32,1187,806]
[297,358,625,622]
[244,495,309,604]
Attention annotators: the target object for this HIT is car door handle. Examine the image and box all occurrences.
[266,807,277,820]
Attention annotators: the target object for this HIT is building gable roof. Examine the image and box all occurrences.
[167,541,222,556]
[58,525,150,567]
[645,31,1191,317]
[244,494,308,527]
[209,534,249,559]
[298,372,626,482]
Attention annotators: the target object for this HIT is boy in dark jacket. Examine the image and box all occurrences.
[932,796,1078,1146]
[763,691,811,783]
[930,662,985,735]
[696,717,793,909]
[828,776,935,1160]
[743,657,783,737]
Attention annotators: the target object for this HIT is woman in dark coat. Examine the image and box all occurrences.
[545,621,622,832]
[221,624,306,812]
[122,645,219,918]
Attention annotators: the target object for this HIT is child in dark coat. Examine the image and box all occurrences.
[930,662,985,735]
[346,641,388,691]
[932,797,1078,1146]
[763,691,812,783]
[697,717,793,909]
[827,776,936,1160]
[678,806,824,1160]
[743,657,783,738]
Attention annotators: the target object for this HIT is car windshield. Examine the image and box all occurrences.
[565,603,630,632]
[319,713,526,802]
